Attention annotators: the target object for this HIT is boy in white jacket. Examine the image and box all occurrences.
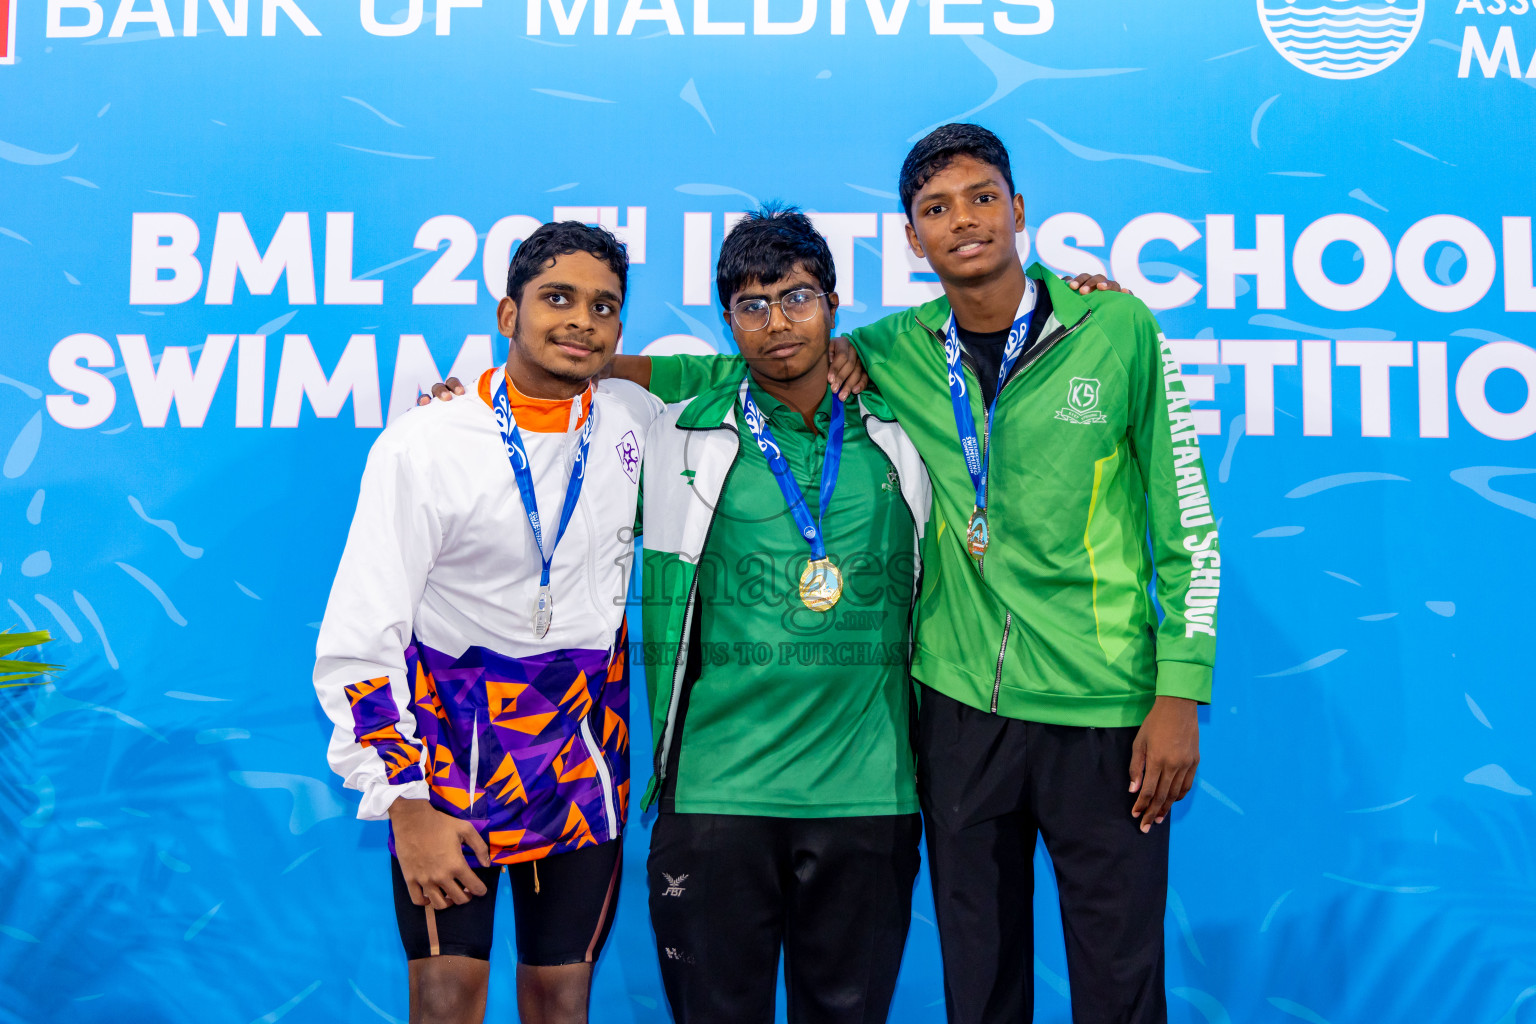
[314,222,662,1024]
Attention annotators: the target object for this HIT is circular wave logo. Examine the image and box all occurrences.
[1257,0,1424,80]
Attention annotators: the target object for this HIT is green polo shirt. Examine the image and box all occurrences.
[668,375,919,818]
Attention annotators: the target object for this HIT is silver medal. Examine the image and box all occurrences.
[532,585,554,639]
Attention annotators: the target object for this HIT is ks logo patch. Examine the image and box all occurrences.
[1055,377,1108,425]
[615,430,640,483]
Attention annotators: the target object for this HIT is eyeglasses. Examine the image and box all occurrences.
[729,288,827,332]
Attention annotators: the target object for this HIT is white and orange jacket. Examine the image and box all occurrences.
[314,367,663,863]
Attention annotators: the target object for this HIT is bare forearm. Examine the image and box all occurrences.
[605,354,652,389]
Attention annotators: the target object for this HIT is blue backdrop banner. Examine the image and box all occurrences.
[2,1,1535,1021]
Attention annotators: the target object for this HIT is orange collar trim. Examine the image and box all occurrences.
[477,367,592,433]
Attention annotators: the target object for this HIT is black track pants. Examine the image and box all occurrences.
[648,811,922,1024]
[917,686,1169,1024]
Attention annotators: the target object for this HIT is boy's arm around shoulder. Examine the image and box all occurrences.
[647,353,748,403]
[605,351,747,403]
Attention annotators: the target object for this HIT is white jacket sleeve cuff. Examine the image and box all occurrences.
[357,778,430,821]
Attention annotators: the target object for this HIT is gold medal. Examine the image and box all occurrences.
[798,558,844,611]
[966,507,989,559]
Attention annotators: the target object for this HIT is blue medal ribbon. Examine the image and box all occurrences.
[942,278,1037,515]
[739,379,844,563]
[492,374,595,595]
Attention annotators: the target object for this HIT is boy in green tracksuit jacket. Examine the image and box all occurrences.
[857,125,1215,1024]
[637,125,1218,1024]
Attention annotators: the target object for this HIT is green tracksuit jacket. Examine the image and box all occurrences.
[650,265,1219,727]
[852,265,1219,725]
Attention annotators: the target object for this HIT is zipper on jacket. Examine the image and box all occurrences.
[990,612,1012,714]
[468,710,479,813]
[1004,306,1094,393]
[974,308,1097,551]
[653,572,701,792]
[924,300,1094,716]
[579,714,618,840]
[984,307,1089,711]
[927,305,1095,402]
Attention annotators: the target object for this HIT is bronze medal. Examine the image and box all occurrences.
[966,507,989,559]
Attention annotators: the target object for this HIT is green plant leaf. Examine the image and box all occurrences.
[0,629,60,683]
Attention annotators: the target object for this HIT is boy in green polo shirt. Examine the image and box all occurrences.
[635,207,931,1023]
